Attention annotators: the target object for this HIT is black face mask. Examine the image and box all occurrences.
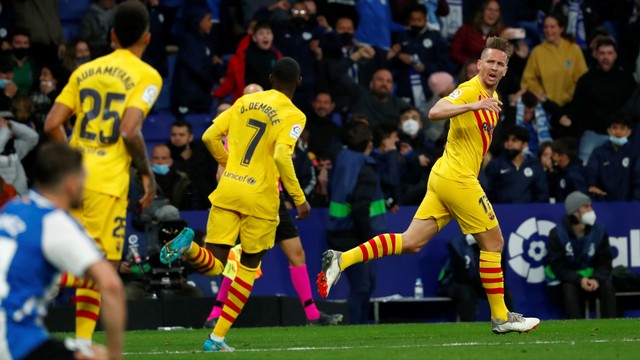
[13,47,29,60]
[292,17,306,27]
[339,32,354,46]
[409,26,423,36]
[504,149,521,160]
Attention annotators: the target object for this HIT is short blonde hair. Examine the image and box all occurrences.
[482,36,513,62]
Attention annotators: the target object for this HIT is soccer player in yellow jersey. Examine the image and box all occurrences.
[160,57,311,351]
[318,37,541,333]
[43,1,161,347]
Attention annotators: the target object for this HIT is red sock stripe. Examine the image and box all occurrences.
[358,243,369,262]
[202,251,214,270]
[224,299,242,314]
[481,277,504,284]
[76,310,99,321]
[389,233,396,254]
[370,239,379,258]
[193,248,204,263]
[59,273,68,286]
[220,311,235,323]
[380,235,389,256]
[234,277,253,292]
[479,267,503,273]
[229,286,248,304]
[80,279,93,288]
[485,288,504,294]
[76,296,100,307]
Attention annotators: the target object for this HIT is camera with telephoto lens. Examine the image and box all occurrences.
[147,220,189,290]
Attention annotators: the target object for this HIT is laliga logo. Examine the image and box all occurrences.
[507,217,555,284]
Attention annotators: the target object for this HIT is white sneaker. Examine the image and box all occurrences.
[491,312,540,334]
[316,250,342,298]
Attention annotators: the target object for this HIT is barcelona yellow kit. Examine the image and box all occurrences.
[56,49,162,259]
[202,89,306,253]
[416,75,499,233]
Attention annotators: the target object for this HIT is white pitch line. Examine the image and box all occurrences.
[123,338,640,356]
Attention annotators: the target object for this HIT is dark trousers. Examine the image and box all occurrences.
[560,281,617,319]
[344,262,376,325]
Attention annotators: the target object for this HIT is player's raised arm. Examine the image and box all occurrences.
[428,96,502,121]
[120,107,156,209]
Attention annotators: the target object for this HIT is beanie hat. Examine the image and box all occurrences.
[564,191,591,215]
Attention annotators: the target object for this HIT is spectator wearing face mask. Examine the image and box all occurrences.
[545,191,617,319]
[392,4,449,111]
[9,28,39,96]
[585,112,640,202]
[396,107,434,205]
[481,126,548,204]
[150,143,194,210]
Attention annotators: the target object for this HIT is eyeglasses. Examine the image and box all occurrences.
[291,9,308,15]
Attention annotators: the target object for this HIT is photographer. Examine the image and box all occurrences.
[120,204,203,300]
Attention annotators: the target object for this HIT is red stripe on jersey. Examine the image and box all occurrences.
[479,267,503,273]
[76,310,99,321]
[473,110,488,157]
[485,288,505,294]
[481,277,504,283]
[481,110,494,141]
[359,243,369,262]
[380,234,389,255]
[389,233,396,254]
[76,295,101,307]
[229,286,248,303]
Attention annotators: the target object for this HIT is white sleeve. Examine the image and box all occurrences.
[42,210,104,277]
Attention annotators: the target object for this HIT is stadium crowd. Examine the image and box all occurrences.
[1,0,640,211]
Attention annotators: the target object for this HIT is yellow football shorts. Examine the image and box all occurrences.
[415,173,499,234]
[205,206,279,254]
[70,189,127,260]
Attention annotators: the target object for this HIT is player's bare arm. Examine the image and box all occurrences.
[85,260,125,360]
[202,123,229,167]
[429,97,503,121]
[120,107,156,209]
[43,103,74,142]
[274,142,310,219]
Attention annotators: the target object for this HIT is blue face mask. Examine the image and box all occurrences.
[152,164,170,175]
[609,135,628,146]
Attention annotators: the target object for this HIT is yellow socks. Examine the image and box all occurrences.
[340,233,403,270]
[479,250,509,321]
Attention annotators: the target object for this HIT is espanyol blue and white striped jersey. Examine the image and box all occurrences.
[0,191,102,360]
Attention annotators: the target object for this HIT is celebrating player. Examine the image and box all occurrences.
[318,37,540,333]
[204,83,342,328]
[160,57,311,351]
[44,0,161,346]
[0,143,125,360]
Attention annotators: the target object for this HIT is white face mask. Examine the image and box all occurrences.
[402,119,420,136]
[580,210,597,226]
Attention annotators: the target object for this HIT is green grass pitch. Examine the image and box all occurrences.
[56,318,640,359]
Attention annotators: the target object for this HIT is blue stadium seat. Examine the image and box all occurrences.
[143,113,176,143]
[59,0,91,42]
[184,113,214,138]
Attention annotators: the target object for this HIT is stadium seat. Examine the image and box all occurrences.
[59,0,92,42]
